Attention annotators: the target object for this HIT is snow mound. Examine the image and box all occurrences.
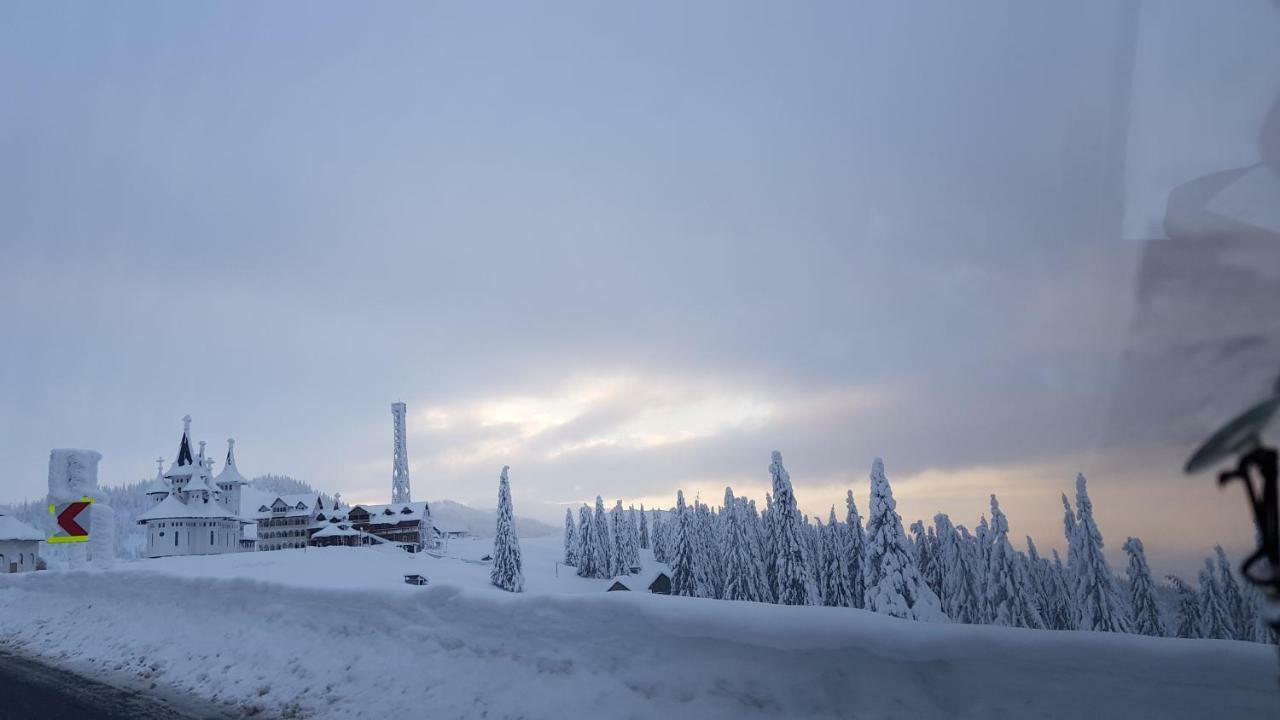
[0,538,1276,720]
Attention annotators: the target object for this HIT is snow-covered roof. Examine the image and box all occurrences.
[213,439,249,487]
[0,514,44,542]
[138,493,238,523]
[253,494,320,519]
[311,523,361,538]
[349,502,430,526]
[609,565,672,591]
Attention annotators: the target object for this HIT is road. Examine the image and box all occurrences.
[0,648,236,720]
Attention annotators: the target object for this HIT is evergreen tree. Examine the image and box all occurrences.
[669,490,700,597]
[692,500,721,597]
[611,500,630,576]
[911,520,943,599]
[575,505,598,578]
[652,510,667,563]
[769,452,817,605]
[820,507,854,607]
[721,487,768,602]
[845,490,867,609]
[563,507,578,566]
[1245,584,1279,644]
[745,497,772,602]
[984,495,1043,628]
[626,505,641,570]
[594,496,613,576]
[1213,546,1245,640]
[763,492,779,602]
[1062,493,1080,577]
[490,466,524,592]
[863,458,946,621]
[1199,559,1233,640]
[1122,537,1165,637]
[639,503,650,550]
[1167,575,1202,639]
[1049,549,1077,630]
[1027,538,1073,631]
[973,515,991,617]
[933,514,982,624]
[1071,474,1130,632]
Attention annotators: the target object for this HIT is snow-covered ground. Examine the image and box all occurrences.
[1,535,1276,719]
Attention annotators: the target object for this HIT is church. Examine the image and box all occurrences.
[137,416,250,559]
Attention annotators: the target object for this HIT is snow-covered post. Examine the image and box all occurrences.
[48,449,103,568]
[490,466,523,593]
[863,458,945,621]
[1123,537,1166,637]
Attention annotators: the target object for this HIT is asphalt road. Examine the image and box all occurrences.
[0,648,234,720]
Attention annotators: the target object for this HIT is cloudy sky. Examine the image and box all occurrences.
[3,2,1278,577]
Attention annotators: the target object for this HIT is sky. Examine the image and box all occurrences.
[2,1,1278,578]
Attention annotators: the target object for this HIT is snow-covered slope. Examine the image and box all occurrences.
[428,498,558,538]
[0,536,1275,720]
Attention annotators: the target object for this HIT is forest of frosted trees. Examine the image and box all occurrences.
[564,452,1278,644]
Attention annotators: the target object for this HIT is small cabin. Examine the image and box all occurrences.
[0,514,43,574]
[403,574,429,586]
[606,568,671,595]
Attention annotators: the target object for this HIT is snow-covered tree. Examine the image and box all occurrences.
[1167,575,1202,639]
[1048,549,1076,630]
[820,507,854,607]
[576,502,608,579]
[768,452,816,606]
[762,492,779,602]
[721,487,768,602]
[594,496,613,576]
[694,500,722,598]
[1061,493,1080,571]
[611,500,630,576]
[1199,559,1233,640]
[1213,546,1245,640]
[1122,537,1165,637]
[563,507,578,566]
[973,514,991,616]
[669,490,701,597]
[911,520,943,600]
[845,490,867,609]
[651,509,667,563]
[983,495,1043,629]
[490,466,523,593]
[1026,538,1073,631]
[1070,474,1130,632]
[933,514,982,624]
[639,503,650,550]
[863,458,946,621]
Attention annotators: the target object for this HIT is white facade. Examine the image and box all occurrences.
[138,417,250,559]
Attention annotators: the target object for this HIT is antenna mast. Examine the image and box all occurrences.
[391,402,411,504]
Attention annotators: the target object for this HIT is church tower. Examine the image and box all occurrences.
[391,402,411,504]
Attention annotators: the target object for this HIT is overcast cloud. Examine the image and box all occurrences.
[3,1,1278,577]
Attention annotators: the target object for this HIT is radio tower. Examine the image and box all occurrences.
[391,402,411,504]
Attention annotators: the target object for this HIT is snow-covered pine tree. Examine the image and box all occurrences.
[695,500,722,598]
[1026,538,1073,631]
[1062,493,1080,575]
[721,487,768,602]
[821,507,854,607]
[1049,549,1077,630]
[669,490,700,597]
[984,494,1043,629]
[1245,584,1279,644]
[933,514,982,624]
[652,509,667,563]
[490,466,524,593]
[563,507,578,566]
[576,505,599,578]
[863,458,946,621]
[1122,537,1166,637]
[911,520,943,600]
[1071,474,1131,633]
[639,503,650,550]
[763,492,779,602]
[611,500,630,576]
[973,515,991,618]
[1198,558,1233,640]
[594,496,613,577]
[768,452,817,605]
[746,497,772,603]
[1167,575,1202,639]
[845,490,867,609]
[1213,546,1245,640]
[626,505,641,570]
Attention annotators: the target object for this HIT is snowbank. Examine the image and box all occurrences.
[0,537,1276,719]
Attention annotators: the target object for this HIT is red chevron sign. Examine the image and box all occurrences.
[48,497,93,544]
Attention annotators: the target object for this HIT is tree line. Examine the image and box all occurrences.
[561,451,1277,644]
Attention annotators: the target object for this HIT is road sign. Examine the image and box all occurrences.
[47,496,94,544]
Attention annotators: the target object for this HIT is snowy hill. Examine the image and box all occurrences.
[0,536,1275,720]
[428,498,558,538]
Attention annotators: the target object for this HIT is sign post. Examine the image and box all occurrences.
[47,497,94,544]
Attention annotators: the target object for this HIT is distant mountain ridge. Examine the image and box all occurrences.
[429,499,558,538]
